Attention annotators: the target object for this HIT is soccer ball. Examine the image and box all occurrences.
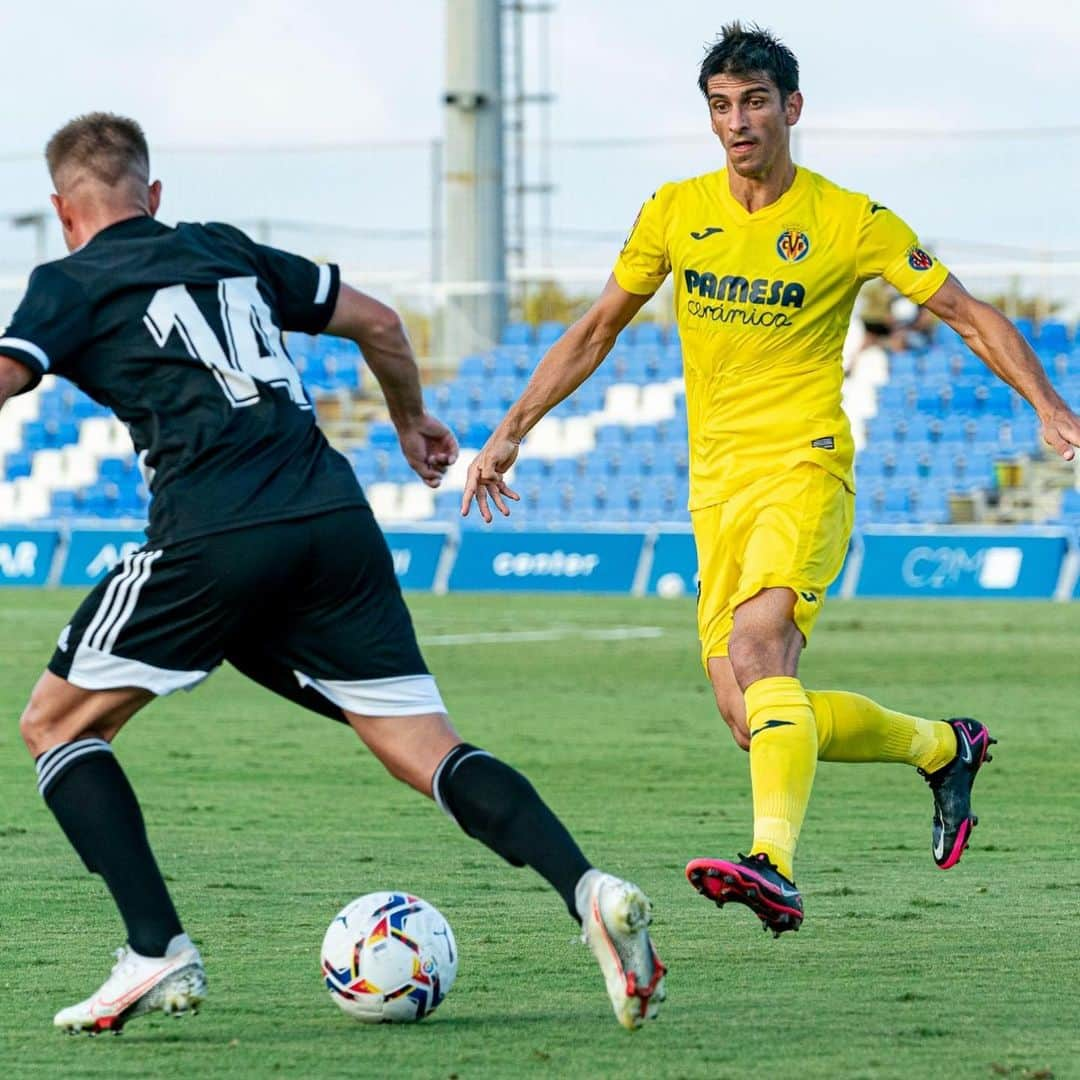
[321,892,457,1023]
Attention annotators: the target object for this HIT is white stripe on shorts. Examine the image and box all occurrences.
[66,642,210,696]
[293,671,446,717]
[101,550,161,654]
[84,550,162,654]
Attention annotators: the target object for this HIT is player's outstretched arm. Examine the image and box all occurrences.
[0,355,33,413]
[325,283,458,488]
[924,274,1080,460]
[461,276,652,522]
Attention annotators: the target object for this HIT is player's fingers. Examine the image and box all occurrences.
[497,479,520,502]
[490,484,513,517]
[1044,424,1074,460]
[474,483,493,524]
[460,469,479,516]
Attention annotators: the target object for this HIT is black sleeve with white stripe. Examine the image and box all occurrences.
[253,243,341,335]
[0,263,91,393]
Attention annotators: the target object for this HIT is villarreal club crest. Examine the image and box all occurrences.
[777,228,811,264]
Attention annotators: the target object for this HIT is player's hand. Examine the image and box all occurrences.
[1040,405,1080,462]
[460,433,521,522]
[397,413,459,488]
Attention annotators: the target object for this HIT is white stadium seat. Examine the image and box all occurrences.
[30,449,66,488]
[61,445,100,489]
[638,383,676,422]
[366,482,401,522]
[602,383,641,423]
[398,484,436,521]
[9,478,50,522]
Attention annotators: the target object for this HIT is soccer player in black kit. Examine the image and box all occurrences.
[1,114,665,1034]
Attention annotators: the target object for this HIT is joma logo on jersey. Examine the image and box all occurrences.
[683,269,806,309]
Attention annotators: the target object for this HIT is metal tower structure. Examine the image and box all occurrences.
[502,1,556,279]
[442,0,507,362]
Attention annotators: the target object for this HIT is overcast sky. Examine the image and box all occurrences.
[1,0,1077,291]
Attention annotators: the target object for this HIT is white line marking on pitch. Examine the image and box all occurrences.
[422,625,666,646]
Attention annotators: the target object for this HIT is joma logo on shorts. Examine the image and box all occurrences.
[683,269,806,308]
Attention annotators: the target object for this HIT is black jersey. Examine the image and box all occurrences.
[0,215,366,544]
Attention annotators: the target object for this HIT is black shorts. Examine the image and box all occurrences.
[49,506,445,719]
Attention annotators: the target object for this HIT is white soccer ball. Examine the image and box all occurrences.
[321,892,457,1023]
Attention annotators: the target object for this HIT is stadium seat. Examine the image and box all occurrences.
[1013,316,1035,343]
[458,354,488,378]
[501,323,533,346]
[1036,321,1070,355]
[537,321,566,346]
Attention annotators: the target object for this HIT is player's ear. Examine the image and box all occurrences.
[785,90,804,127]
[50,193,72,231]
[148,180,162,216]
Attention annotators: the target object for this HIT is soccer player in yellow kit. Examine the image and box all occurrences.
[462,23,1080,934]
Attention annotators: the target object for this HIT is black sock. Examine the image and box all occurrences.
[36,740,183,956]
[433,744,592,921]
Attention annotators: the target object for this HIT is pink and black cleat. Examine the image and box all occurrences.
[920,717,996,869]
[686,852,803,937]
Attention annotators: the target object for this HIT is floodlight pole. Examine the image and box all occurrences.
[441,0,508,364]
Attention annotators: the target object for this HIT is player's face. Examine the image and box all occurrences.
[705,73,802,178]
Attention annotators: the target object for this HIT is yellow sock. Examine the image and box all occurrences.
[745,676,818,882]
[808,690,956,773]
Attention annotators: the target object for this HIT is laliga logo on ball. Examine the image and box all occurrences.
[776,229,810,263]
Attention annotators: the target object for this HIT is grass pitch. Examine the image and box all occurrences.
[0,591,1077,1079]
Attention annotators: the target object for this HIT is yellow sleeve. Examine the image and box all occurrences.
[613,184,675,296]
[855,201,949,305]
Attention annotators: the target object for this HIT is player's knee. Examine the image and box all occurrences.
[713,693,750,751]
[727,630,797,690]
[727,632,773,689]
[19,690,61,757]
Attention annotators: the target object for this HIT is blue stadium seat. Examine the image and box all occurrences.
[1036,321,1070,355]
[916,385,947,416]
[948,385,980,414]
[595,424,626,449]
[922,353,950,380]
[368,422,399,449]
[1013,317,1035,343]
[877,385,911,413]
[630,323,665,346]
[982,385,1015,416]
[536,321,566,346]
[3,450,32,480]
[865,414,899,444]
[889,352,918,380]
[1060,489,1080,519]
[502,323,534,346]
[896,416,932,443]
[458,354,488,378]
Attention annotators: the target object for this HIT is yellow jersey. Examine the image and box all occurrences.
[612,166,949,508]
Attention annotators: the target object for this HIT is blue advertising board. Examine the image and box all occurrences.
[855,531,1068,599]
[0,529,59,586]
[647,532,697,597]
[60,529,146,586]
[382,530,447,591]
[449,530,646,593]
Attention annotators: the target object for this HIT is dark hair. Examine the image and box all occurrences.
[45,112,150,188]
[698,22,799,101]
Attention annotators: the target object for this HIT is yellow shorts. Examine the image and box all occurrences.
[692,463,853,665]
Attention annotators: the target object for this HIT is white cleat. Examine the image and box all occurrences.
[579,872,667,1030]
[53,933,206,1035]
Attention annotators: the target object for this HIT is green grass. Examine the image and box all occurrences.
[0,591,1076,1079]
